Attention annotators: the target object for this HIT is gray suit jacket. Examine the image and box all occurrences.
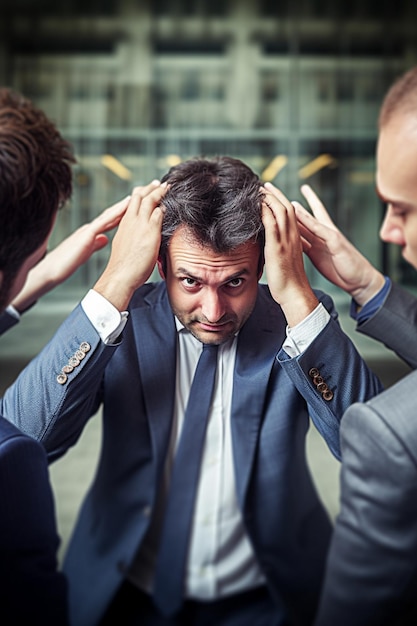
[315,283,417,624]
[0,282,383,626]
[314,371,417,625]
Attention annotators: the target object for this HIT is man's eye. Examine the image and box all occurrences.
[181,277,197,287]
[228,278,243,288]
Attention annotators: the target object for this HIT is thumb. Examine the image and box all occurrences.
[92,234,109,252]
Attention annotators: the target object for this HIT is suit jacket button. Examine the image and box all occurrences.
[309,368,319,378]
[313,375,324,386]
[57,373,67,385]
[317,382,327,392]
[323,389,334,401]
[80,342,91,353]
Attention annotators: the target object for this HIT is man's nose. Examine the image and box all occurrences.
[379,206,404,245]
[201,290,226,322]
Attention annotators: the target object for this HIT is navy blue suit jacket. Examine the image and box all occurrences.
[0,417,68,624]
[0,283,383,626]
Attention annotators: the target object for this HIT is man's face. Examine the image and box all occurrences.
[159,226,262,345]
[376,113,417,269]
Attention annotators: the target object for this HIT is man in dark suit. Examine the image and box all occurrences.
[1,155,382,626]
[293,65,417,625]
[0,86,132,625]
[0,86,74,625]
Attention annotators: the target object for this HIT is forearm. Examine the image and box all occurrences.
[356,282,417,369]
[278,294,384,459]
[10,266,56,314]
[0,305,113,460]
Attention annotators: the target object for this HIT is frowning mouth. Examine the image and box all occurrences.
[198,321,229,331]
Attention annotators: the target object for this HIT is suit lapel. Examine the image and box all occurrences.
[231,287,285,505]
[132,285,177,475]
[130,283,285,499]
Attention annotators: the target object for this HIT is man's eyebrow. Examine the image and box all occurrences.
[176,268,202,281]
[375,187,392,204]
[176,267,250,282]
[375,187,413,210]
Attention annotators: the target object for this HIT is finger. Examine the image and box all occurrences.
[136,182,168,222]
[300,185,335,227]
[122,180,163,217]
[296,219,318,247]
[263,188,300,240]
[291,200,308,214]
[131,179,161,198]
[261,194,287,238]
[293,200,334,238]
[91,234,110,252]
[299,234,312,254]
[261,201,277,230]
[292,201,316,229]
[264,182,293,212]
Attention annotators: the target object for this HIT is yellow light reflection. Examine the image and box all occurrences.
[166,154,182,167]
[298,154,337,179]
[261,155,288,181]
[101,154,133,181]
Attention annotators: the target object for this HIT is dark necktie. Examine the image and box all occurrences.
[152,343,219,617]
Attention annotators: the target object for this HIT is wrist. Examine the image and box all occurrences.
[93,272,138,312]
[350,270,385,307]
[280,291,320,328]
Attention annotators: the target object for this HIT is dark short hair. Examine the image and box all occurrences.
[159,156,264,273]
[0,87,75,308]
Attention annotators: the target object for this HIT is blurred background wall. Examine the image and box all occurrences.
[1,0,417,301]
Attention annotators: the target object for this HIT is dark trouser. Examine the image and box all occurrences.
[99,580,288,626]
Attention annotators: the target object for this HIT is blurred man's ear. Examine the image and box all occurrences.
[157,256,166,280]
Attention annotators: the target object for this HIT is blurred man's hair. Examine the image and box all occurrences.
[0,87,75,308]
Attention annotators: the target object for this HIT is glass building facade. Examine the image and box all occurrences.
[2,0,416,299]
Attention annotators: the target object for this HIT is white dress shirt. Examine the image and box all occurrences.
[79,288,330,598]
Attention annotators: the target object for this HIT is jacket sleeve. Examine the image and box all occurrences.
[314,371,417,626]
[357,282,417,369]
[0,303,119,462]
[0,309,19,336]
[277,291,384,459]
[0,423,69,624]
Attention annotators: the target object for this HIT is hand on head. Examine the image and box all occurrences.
[93,180,168,311]
[11,194,132,313]
[293,184,385,306]
[261,181,319,326]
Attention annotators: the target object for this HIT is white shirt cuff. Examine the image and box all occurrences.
[5,304,20,321]
[81,289,128,344]
[282,302,330,357]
